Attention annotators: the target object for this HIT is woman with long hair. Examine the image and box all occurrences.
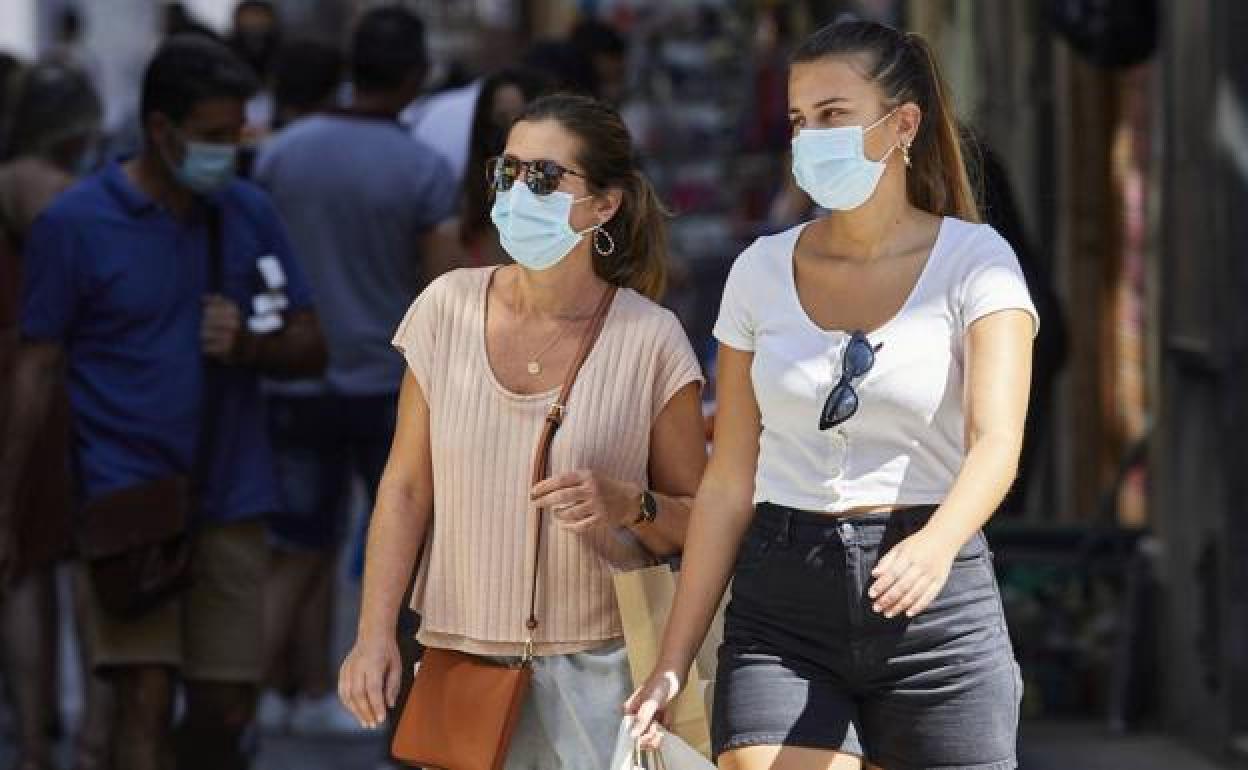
[629,20,1036,770]
[459,66,552,265]
[339,93,707,766]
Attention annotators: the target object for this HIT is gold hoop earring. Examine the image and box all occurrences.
[593,227,615,257]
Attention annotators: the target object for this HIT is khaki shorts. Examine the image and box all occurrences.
[78,519,267,682]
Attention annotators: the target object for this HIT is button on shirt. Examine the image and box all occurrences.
[712,217,1039,513]
[21,161,314,522]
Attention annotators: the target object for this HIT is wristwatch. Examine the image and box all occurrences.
[633,489,658,527]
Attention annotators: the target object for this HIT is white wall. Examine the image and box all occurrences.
[183,0,237,33]
[0,0,38,59]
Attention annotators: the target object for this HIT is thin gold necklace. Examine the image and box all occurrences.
[518,288,604,375]
[525,322,574,376]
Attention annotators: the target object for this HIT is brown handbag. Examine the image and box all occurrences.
[390,285,617,770]
[77,475,194,618]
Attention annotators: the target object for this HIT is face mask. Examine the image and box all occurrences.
[791,109,898,211]
[167,131,238,194]
[490,182,595,271]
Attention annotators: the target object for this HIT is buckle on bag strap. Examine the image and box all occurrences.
[546,403,565,426]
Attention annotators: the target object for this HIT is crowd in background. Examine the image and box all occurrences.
[0,3,642,769]
[0,3,1070,770]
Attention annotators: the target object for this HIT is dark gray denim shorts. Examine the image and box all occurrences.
[712,503,1022,770]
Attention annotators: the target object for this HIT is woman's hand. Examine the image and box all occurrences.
[623,666,685,750]
[338,634,402,729]
[530,471,638,534]
[868,526,962,619]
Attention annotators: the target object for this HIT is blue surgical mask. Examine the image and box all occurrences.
[490,182,594,271]
[171,135,238,194]
[791,109,898,211]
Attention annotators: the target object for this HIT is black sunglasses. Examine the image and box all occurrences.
[819,331,882,431]
[488,155,587,196]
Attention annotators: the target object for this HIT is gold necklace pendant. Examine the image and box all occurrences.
[527,360,542,376]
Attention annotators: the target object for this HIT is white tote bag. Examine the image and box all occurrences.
[607,717,716,770]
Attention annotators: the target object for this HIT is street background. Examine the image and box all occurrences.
[3,0,1248,768]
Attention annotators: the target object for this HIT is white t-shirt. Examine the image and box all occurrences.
[712,216,1039,513]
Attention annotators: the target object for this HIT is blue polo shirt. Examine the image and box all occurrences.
[21,160,314,523]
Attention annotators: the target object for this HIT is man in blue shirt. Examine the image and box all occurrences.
[0,37,326,770]
[252,5,457,736]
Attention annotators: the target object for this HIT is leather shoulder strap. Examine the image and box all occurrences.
[524,285,617,642]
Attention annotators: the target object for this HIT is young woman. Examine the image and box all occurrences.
[628,20,1037,770]
[338,93,707,767]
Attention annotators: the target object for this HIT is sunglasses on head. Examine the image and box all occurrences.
[487,155,587,196]
[819,331,882,431]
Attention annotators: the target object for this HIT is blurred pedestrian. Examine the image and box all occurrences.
[459,66,553,265]
[569,19,629,105]
[0,37,326,770]
[338,93,707,767]
[0,61,104,770]
[252,5,458,738]
[271,40,342,130]
[628,21,1035,770]
[229,0,282,135]
[970,137,1069,516]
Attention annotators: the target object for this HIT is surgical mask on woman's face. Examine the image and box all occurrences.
[791,109,898,211]
[490,182,595,271]
[166,130,239,194]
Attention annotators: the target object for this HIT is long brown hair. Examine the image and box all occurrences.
[461,67,552,249]
[792,21,979,222]
[513,93,669,299]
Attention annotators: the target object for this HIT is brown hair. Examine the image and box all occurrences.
[513,93,669,299]
[792,21,980,222]
[461,67,553,249]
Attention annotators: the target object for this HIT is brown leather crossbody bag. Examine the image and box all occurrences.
[390,286,616,770]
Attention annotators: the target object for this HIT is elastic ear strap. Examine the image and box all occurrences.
[524,286,617,638]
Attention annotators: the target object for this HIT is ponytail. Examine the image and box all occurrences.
[598,169,669,300]
[793,21,980,222]
[903,34,979,222]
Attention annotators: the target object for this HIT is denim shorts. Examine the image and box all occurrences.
[266,393,395,550]
[713,503,1022,770]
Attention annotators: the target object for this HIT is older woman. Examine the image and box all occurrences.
[339,93,708,768]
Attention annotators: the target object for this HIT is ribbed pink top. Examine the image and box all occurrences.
[392,268,703,656]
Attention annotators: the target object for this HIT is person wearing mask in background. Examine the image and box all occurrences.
[458,66,552,266]
[229,0,282,136]
[339,92,707,768]
[0,37,326,770]
[0,62,108,770]
[252,5,459,738]
[628,20,1035,770]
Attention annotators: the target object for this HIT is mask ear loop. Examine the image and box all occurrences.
[864,107,903,165]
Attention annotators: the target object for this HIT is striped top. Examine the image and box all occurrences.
[393,267,703,656]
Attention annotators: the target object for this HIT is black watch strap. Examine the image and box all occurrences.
[634,489,658,526]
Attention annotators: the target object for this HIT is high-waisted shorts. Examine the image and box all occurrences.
[712,503,1022,770]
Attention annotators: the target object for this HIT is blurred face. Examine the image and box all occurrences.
[235,5,277,44]
[490,84,526,131]
[500,118,620,231]
[787,54,918,163]
[149,96,245,190]
[592,52,626,104]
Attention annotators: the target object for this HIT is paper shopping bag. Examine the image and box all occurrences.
[608,717,717,770]
[613,564,722,758]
